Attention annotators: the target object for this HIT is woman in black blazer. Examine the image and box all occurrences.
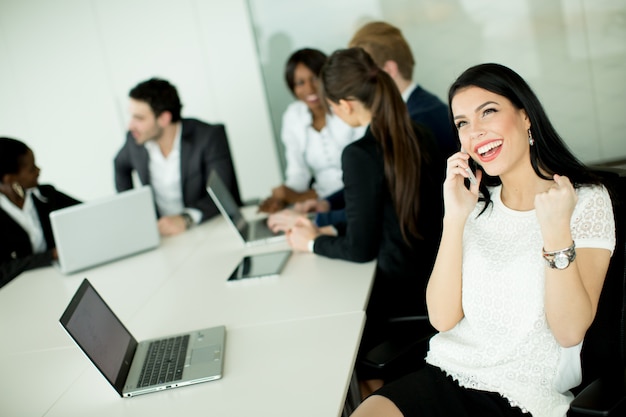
[0,137,80,288]
[287,48,445,393]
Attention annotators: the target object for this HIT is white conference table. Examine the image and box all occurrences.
[0,207,376,417]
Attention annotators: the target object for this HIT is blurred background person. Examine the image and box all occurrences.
[271,21,455,228]
[258,48,364,213]
[0,137,81,287]
[115,78,241,236]
[286,48,445,396]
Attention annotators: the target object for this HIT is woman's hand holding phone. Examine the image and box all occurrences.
[443,150,481,220]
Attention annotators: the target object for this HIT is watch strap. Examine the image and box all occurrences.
[181,212,194,229]
[542,242,576,270]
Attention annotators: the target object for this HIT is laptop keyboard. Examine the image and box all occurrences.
[137,335,190,387]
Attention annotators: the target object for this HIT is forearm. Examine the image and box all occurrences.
[426,217,465,331]
[533,175,613,346]
[270,185,317,205]
[544,247,611,347]
[313,232,378,263]
[284,188,317,204]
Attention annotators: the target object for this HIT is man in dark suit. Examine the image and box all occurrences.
[349,21,457,157]
[114,78,241,236]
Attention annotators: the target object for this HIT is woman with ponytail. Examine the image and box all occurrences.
[286,47,445,393]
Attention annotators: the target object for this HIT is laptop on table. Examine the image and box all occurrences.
[60,279,225,397]
[50,186,160,274]
[207,170,285,246]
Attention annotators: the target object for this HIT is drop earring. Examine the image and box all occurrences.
[528,129,535,146]
[11,182,25,199]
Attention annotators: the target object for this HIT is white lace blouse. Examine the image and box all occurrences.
[426,184,615,417]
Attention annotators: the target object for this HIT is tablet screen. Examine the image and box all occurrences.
[227,250,292,281]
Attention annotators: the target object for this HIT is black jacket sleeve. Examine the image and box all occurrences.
[0,251,55,289]
[189,124,241,222]
[113,137,136,192]
[313,140,384,263]
[0,185,81,289]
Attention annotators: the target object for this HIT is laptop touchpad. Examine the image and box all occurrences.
[191,345,221,364]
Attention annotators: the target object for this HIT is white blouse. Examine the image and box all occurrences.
[144,123,201,224]
[280,101,364,198]
[426,184,615,417]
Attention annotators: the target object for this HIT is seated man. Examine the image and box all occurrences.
[114,78,241,236]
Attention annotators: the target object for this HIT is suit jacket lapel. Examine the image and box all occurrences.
[136,145,151,185]
[179,120,193,202]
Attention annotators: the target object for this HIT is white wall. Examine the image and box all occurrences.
[0,0,281,202]
[249,0,626,166]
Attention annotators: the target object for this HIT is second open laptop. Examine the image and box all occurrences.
[60,279,225,397]
[50,186,160,274]
[207,170,285,247]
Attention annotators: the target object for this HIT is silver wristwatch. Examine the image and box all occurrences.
[542,242,576,270]
[181,212,194,229]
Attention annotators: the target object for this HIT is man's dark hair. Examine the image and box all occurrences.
[129,78,182,122]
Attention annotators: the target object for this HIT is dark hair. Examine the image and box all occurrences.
[284,48,327,94]
[0,137,29,179]
[448,63,601,211]
[321,47,423,241]
[129,78,182,122]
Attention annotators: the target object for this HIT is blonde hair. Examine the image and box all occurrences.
[349,21,415,81]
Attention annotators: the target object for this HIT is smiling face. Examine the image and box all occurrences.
[452,86,531,178]
[292,63,323,112]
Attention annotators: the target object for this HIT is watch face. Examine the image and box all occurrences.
[554,253,570,269]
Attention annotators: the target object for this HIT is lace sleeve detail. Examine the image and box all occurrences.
[571,185,615,254]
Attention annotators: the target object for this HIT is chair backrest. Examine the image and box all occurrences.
[578,167,626,390]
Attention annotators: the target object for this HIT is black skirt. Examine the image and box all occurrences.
[373,364,531,417]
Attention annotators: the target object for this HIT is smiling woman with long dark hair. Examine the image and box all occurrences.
[349,63,615,417]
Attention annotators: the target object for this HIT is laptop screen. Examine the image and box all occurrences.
[50,186,160,274]
[60,279,137,395]
[207,171,248,235]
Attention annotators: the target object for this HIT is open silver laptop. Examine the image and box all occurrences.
[207,170,285,246]
[60,279,225,397]
[50,186,160,274]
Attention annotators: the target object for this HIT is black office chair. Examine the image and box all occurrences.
[568,167,626,416]
[345,167,626,416]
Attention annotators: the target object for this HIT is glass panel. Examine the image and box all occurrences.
[247,0,626,168]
